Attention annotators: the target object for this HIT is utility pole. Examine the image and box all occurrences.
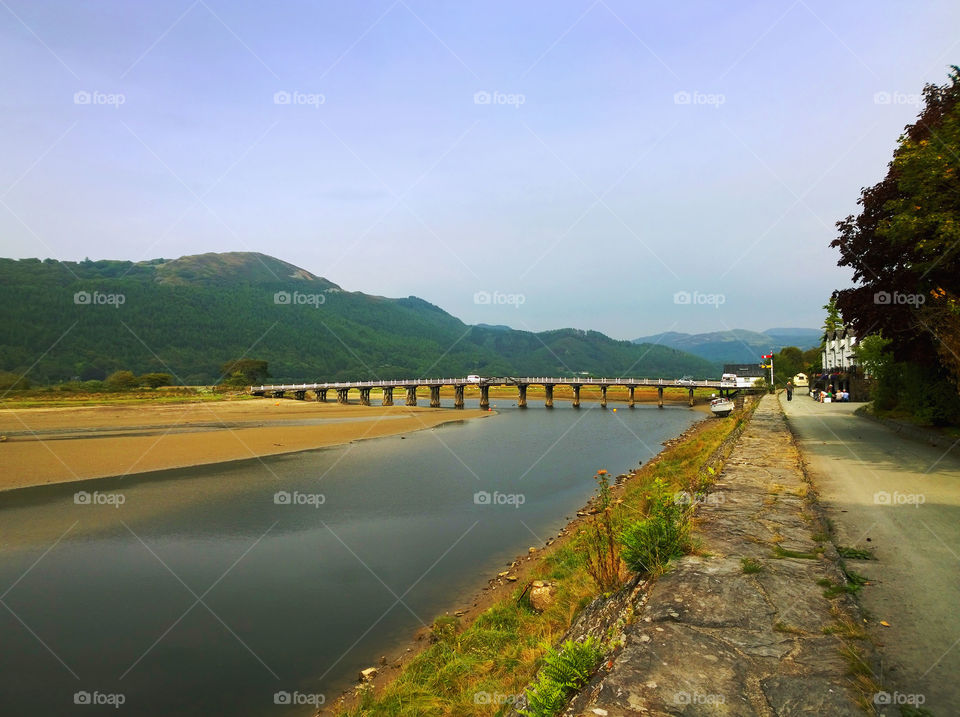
[762,354,774,389]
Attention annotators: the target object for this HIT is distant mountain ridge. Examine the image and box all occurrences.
[0,252,718,384]
[632,328,821,367]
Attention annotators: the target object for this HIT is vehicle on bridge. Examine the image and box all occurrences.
[465,375,482,384]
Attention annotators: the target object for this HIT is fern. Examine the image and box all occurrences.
[521,638,603,716]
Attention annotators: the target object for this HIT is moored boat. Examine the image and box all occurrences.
[710,396,734,417]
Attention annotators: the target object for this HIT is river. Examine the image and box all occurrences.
[0,400,701,715]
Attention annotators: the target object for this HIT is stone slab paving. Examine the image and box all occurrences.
[571,395,867,716]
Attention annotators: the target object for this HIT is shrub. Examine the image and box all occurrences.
[582,470,623,591]
[521,638,603,716]
[620,479,690,575]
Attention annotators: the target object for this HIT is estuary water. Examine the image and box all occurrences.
[0,400,701,716]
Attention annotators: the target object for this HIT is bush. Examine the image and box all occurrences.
[582,470,623,591]
[140,372,173,388]
[105,370,138,391]
[620,480,690,575]
[521,638,603,716]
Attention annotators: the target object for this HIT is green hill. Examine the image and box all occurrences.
[0,252,717,384]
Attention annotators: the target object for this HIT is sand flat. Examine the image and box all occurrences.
[0,400,488,491]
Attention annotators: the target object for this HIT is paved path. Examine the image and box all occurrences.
[572,395,865,715]
[781,394,960,714]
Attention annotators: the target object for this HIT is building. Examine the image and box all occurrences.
[723,363,767,388]
[821,328,858,373]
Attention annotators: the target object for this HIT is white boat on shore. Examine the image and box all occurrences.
[710,396,734,417]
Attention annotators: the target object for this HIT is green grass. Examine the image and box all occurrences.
[741,557,763,574]
[837,546,875,560]
[773,544,824,560]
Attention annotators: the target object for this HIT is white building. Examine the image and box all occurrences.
[821,328,858,372]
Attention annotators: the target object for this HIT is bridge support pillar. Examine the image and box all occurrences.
[689,388,695,407]
[337,388,349,405]
[600,385,607,408]
[294,390,306,400]
[657,387,663,409]
[274,390,285,399]
[382,387,393,406]
[517,384,528,408]
[479,385,489,409]
[316,389,327,402]
[571,385,580,408]
[454,385,464,409]
[430,386,441,408]
[406,387,417,406]
[359,388,371,406]
[544,384,554,408]
[628,386,635,408]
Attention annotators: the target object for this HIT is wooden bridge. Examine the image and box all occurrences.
[251,377,734,409]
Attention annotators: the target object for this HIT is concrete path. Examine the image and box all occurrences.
[781,393,960,714]
[572,395,865,715]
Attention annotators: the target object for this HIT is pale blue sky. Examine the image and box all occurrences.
[1,1,957,338]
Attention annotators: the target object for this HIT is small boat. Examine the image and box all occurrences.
[710,396,734,417]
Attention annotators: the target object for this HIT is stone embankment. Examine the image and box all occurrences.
[549,395,870,715]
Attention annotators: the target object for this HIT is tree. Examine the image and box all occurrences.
[140,372,173,388]
[831,67,960,372]
[220,359,269,386]
[105,370,138,391]
[822,298,842,333]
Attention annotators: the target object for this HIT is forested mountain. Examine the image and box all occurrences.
[0,252,716,384]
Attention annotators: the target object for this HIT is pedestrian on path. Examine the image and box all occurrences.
[786,380,793,401]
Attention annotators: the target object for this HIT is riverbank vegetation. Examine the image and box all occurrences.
[335,404,754,716]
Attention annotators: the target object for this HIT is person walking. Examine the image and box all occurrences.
[786,380,793,401]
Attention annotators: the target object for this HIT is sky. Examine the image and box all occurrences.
[1,0,958,339]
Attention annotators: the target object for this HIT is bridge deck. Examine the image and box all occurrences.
[252,377,729,392]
